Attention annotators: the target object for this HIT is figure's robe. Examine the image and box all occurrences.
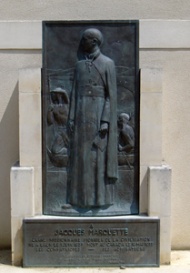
[69,51,118,207]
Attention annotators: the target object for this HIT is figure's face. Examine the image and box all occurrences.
[51,92,63,104]
[118,116,124,128]
[51,92,58,104]
[81,34,96,53]
[118,115,128,127]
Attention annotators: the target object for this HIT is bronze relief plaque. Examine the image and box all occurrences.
[42,21,139,216]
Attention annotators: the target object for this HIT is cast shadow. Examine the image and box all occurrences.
[0,249,11,265]
[0,82,19,253]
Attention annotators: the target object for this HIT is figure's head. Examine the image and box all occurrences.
[118,113,130,126]
[81,28,103,53]
[50,88,69,105]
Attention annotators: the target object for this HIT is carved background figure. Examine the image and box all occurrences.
[68,29,118,208]
[118,113,134,153]
[118,113,135,168]
[47,87,69,167]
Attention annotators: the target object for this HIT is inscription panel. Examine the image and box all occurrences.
[23,218,159,267]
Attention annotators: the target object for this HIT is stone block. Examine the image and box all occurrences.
[140,92,162,165]
[0,21,42,49]
[34,167,42,215]
[148,165,172,265]
[19,92,42,167]
[160,216,171,264]
[19,68,42,167]
[141,68,163,93]
[11,217,23,266]
[10,165,34,217]
[140,68,163,166]
[19,68,41,94]
[140,20,190,48]
[10,165,35,265]
[139,166,148,213]
[148,165,171,217]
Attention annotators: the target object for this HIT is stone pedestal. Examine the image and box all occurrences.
[10,67,171,266]
[10,164,34,266]
[148,165,172,264]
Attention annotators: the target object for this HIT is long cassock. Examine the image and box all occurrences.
[68,49,118,208]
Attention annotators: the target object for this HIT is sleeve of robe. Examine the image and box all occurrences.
[105,59,118,182]
[68,68,77,123]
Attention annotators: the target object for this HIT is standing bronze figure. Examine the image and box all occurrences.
[68,28,118,208]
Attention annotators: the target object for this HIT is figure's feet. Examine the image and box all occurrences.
[61,203,72,209]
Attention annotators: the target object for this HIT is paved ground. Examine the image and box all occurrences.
[0,250,190,273]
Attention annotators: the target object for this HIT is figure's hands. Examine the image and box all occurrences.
[118,144,123,152]
[100,122,108,137]
[48,103,54,111]
[61,132,69,147]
